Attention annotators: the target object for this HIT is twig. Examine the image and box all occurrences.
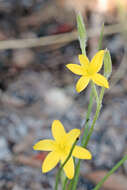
[0,23,127,50]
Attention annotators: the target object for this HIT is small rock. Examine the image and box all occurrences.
[43,88,72,112]
[0,137,11,160]
[1,93,25,107]
[12,184,24,190]
[13,49,34,68]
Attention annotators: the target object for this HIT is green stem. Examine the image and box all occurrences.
[84,104,100,147]
[67,157,76,190]
[91,82,99,104]
[84,87,105,147]
[68,179,73,190]
[70,121,90,190]
[72,87,105,190]
[61,170,66,189]
[71,160,81,190]
[81,86,94,146]
[71,108,94,190]
[99,87,105,101]
[68,86,94,190]
[85,87,94,122]
[55,137,79,190]
[81,121,90,147]
[93,154,127,190]
[63,177,68,190]
[69,87,94,190]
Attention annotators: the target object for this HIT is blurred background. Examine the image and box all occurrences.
[0,0,127,189]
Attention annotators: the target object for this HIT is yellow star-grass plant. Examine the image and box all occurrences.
[32,11,127,190]
[66,50,109,93]
[33,120,92,179]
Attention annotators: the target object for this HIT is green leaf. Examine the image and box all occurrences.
[76,12,87,55]
[104,49,112,78]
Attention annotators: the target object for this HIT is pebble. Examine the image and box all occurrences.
[43,87,73,113]
[13,185,24,190]
[0,137,11,160]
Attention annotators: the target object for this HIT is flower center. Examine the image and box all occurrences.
[82,66,94,77]
[59,143,66,151]
[55,140,70,156]
[86,67,94,76]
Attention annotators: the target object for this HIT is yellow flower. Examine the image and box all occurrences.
[33,120,92,179]
[66,50,109,93]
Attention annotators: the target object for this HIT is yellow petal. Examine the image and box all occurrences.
[33,140,55,151]
[67,129,80,146]
[78,54,89,67]
[42,151,60,173]
[76,76,89,93]
[62,157,74,179]
[66,64,83,75]
[52,120,66,142]
[92,73,109,88]
[90,50,105,74]
[73,145,92,159]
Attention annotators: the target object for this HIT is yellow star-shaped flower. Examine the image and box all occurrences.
[33,120,92,179]
[66,50,109,93]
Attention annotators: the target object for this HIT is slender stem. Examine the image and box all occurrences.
[91,82,99,104]
[68,179,73,190]
[67,157,76,190]
[84,87,105,147]
[71,160,81,190]
[61,170,66,189]
[71,112,94,190]
[70,88,94,190]
[55,137,79,190]
[85,87,94,122]
[71,108,99,190]
[93,154,127,190]
[99,87,105,101]
[63,176,68,190]
[72,87,105,190]
[84,104,100,147]
[81,121,90,147]
[63,177,68,190]
[71,124,89,190]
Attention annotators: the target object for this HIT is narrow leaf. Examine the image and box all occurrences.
[76,12,87,55]
[104,49,112,78]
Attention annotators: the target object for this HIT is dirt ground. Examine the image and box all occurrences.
[0,0,127,190]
